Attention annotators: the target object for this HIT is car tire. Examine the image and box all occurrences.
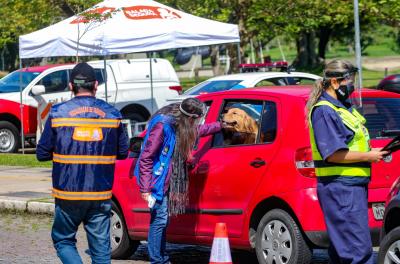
[111,200,139,259]
[378,226,400,264]
[123,112,146,123]
[0,121,20,153]
[255,209,312,264]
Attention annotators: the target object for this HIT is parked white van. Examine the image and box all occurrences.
[0,58,181,152]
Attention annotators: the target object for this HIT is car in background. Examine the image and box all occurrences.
[378,176,400,263]
[111,86,400,264]
[377,74,400,93]
[0,59,180,152]
[167,71,320,103]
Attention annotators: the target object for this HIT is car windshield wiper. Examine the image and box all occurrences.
[380,130,400,137]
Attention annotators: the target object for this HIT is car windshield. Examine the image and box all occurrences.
[362,98,400,139]
[0,71,41,93]
[184,80,242,95]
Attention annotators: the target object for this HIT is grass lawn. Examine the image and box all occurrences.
[0,154,52,168]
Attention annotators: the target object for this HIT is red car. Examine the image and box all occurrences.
[111,86,400,264]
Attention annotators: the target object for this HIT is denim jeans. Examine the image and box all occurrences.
[148,195,170,264]
[51,199,112,264]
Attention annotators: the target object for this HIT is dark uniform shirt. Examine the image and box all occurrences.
[311,91,369,186]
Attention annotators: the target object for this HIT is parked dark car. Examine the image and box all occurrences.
[377,74,400,93]
[378,176,400,263]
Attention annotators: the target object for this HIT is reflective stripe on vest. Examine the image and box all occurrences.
[52,188,112,200]
[53,153,116,165]
[309,100,371,177]
[52,118,120,128]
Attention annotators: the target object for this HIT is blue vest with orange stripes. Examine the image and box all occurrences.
[134,114,176,201]
[49,96,122,200]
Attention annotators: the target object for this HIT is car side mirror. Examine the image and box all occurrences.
[129,136,143,158]
[31,85,46,96]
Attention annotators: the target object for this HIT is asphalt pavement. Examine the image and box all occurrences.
[0,165,378,263]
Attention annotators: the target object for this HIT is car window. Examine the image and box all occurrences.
[194,101,212,150]
[255,78,286,87]
[286,77,316,85]
[94,69,105,85]
[184,80,242,95]
[39,70,69,94]
[260,101,277,143]
[362,98,400,139]
[213,99,263,147]
[0,71,40,93]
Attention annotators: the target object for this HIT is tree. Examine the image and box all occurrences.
[0,1,57,70]
[0,0,100,70]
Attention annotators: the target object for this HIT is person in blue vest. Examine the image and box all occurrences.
[134,98,223,264]
[307,59,388,264]
[37,62,128,264]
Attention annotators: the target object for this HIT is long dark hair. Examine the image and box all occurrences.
[154,97,204,161]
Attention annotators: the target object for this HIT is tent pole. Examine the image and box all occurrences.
[103,56,108,103]
[19,59,25,154]
[149,53,154,114]
[353,0,363,91]
[237,43,242,73]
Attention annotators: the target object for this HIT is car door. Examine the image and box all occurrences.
[191,94,280,238]
[95,67,116,104]
[30,69,72,105]
[28,69,72,134]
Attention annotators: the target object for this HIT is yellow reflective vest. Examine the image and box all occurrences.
[309,100,371,178]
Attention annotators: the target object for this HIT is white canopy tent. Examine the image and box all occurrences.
[17,0,240,153]
[19,0,239,58]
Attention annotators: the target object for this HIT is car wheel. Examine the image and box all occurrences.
[111,200,139,259]
[123,112,146,123]
[255,209,312,264]
[0,121,20,153]
[378,226,400,264]
[122,112,147,136]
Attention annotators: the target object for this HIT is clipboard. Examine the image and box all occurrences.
[382,135,400,154]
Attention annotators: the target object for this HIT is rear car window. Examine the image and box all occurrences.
[212,99,277,147]
[362,98,400,139]
[184,80,242,95]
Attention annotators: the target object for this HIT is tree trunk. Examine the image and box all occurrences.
[210,46,221,76]
[293,31,318,70]
[5,42,18,71]
[52,0,75,17]
[318,26,332,61]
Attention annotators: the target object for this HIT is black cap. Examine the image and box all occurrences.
[70,62,96,85]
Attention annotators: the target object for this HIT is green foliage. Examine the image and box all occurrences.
[0,0,101,49]
[0,1,56,48]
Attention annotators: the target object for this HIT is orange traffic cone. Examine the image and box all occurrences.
[209,223,232,264]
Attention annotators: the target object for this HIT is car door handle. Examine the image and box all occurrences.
[250,158,266,168]
[196,162,210,174]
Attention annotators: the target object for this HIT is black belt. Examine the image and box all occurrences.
[313,160,371,168]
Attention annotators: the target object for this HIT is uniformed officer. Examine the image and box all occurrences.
[37,62,128,264]
[307,59,387,263]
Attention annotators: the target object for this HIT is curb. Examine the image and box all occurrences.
[0,199,54,215]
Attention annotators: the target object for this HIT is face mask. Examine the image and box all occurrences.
[335,83,355,103]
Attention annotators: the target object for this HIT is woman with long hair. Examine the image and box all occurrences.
[307,59,387,263]
[134,97,223,264]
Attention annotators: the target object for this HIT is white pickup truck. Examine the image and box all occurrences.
[0,58,181,152]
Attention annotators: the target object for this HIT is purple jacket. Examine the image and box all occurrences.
[138,121,221,193]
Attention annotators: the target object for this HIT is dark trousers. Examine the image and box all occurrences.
[317,182,374,264]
